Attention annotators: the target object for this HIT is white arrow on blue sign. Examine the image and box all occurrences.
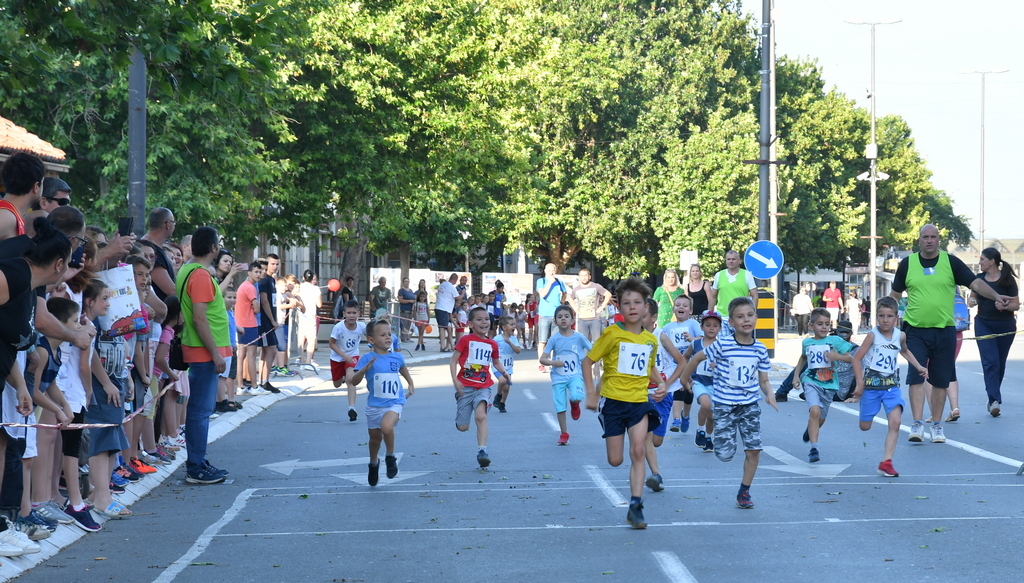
[744,240,784,280]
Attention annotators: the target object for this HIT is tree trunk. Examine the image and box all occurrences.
[338,216,369,298]
[533,231,580,273]
[399,241,411,283]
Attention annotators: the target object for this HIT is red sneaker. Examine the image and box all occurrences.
[877,459,899,477]
[570,401,581,420]
[130,457,157,474]
[538,365,547,373]
[557,433,569,446]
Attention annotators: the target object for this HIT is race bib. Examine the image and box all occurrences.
[727,356,758,388]
[870,352,898,375]
[502,357,514,371]
[559,353,579,376]
[345,337,358,351]
[466,341,492,366]
[696,358,713,377]
[806,345,830,369]
[617,343,651,376]
[374,373,402,399]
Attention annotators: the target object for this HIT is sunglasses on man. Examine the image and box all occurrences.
[45,196,70,206]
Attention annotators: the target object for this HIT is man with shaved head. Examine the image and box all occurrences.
[890,224,1011,444]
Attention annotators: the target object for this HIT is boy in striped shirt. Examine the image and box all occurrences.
[680,297,776,509]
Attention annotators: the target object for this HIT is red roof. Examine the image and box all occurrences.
[0,115,66,162]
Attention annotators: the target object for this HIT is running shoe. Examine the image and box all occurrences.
[929,423,946,443]
[263,381,281,394]
[110,469,131,487]
[736,490,754,509]
[670,418,681,432]
[0,533,25,557]
[385,454,399,479]
[495,399,507,413]
[802,428,810,443]
[626,502,647,529]
[140,451,168,466]
[278,367,297,377]
[185,465,227,485]
[808,447,820,463]
[156,444,176,461]
[248,386,270,396]
[203,460,229,477]
[645,474,664,492]
[477,449,491,468]
[348,408,358,422]
[109,481,126,495]
[570,401,581,421]
[14,517,51,541]
[0,521,39,554]
[368,462,379,487]
[159,436,181,452]
[65,505,101,532]
[557,433,569,446]
[703,435,714,453]
[775,391,788,402]
[908,421,924,442]
[877,459,899,478]
[694,430,707,449]
[35,501,73,525]
[680,416,690,433]
[130,457,157,474]
[988,401,1001,418]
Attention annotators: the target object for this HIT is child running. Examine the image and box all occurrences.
[329,300,366,421]
[351,319,414,485]
[641,298,669,492]
[450,307,509,468]
[540,305,591,445]
[846,297,928,477]
[679,297,775,509]
[583,277,665,529]
[661,295,701,433]
[492,316,521,413]
[791,308,855,463]
[677,312,722,453]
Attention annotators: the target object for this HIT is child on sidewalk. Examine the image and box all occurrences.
[351,319,414,486]
[792,308,855,463]
[413,291,429,351]
[540,305,591,444]
[450,307,509,468]
[677,312,722,452]
[583,277,665,529]
[329,300,366,421]
[846,297,928,477]
[493,316,521,413]
[679,297,776,509]
[661,295,701,433]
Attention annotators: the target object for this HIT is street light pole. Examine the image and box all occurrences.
[962,69,1008,252]
[846,19,900,329]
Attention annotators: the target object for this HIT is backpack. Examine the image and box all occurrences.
[953,289,970,332]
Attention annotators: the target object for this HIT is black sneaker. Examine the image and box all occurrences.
[348,408,358,422]
[802,428,810,443]
[203,460,229,478]
[263,382,281,394]
[368,462,379,486]
[186,465,227,485]
[703,435,714,453]
[775,391,788,402]
[109,481,126,495]
[626,502,647,529]
[385,455,398,479]
[496,400,507,413]
[477,449,490,468]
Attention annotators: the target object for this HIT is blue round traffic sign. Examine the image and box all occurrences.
[744,240,784,279]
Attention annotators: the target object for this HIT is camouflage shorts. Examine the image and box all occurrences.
[711,401,762,462]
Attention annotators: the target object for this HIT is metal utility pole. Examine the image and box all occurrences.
[127,47,147,236]
[962,69,1008,252]
[757,0,771,242]
[846,19,900,328]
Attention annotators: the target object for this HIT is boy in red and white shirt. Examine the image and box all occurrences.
[330,300,366,421]
[450,306,509,468]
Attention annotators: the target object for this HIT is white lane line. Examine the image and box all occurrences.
[213,515,1014,537]
[523,388,537,400]
[541,412,561,432]
[583,464,629,507]
[652,551,699,583]
[829,402,1024,468]
[153,488,257,583]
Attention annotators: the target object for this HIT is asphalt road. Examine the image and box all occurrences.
[12,333,1024,583]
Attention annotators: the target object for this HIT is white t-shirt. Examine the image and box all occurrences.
[298,282,322,325]
[436,280,458,312]
[330,321,367,362]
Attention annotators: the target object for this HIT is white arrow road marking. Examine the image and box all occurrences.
[332,471,432,485]
[747,249,778,270]
[761,446,849,478]
[261,453,404,476]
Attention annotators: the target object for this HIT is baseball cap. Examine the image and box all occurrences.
[42,177,72,199]
[701,310,723,324]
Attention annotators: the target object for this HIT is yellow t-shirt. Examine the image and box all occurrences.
[587,323,658,403]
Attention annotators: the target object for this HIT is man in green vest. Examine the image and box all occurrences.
[708,250,759,336]
[890,224,1010,444]
[176,226,232,484]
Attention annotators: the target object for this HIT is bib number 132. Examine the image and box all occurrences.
[617,343,651,376]
[727,357,758,387]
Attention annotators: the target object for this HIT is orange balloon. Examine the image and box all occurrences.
[425,325,433,334]
[327,278,341,292]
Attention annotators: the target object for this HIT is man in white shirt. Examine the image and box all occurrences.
[435,273,459,351]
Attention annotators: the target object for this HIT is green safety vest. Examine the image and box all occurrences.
[716,269,752,313]
[176,262,231,351]
[903,252,955,328]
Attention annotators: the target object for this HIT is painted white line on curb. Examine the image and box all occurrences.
[584,464,628,507]
[652,551,699,583]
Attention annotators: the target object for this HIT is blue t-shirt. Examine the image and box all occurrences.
[388,333,400,353]
[494,334,520,375]
[536,277,567,318]
[398,288,416,313]
[545,331,593,383]
[799,335,855,391]
[702,336,772,405]
[227,311,237,348]
[354,351,407,407]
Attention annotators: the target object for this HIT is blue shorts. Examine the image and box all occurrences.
[692,380,713,405]
[598,397,660,439]
[239,327,260,346]
[551,377,585,413]
[859,387,905,422]
[651,393,674,437]
[435,309,451,327]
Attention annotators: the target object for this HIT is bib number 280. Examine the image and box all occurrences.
[617,343,651,376]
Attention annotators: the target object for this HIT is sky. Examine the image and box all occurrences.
[762,0,1024,240]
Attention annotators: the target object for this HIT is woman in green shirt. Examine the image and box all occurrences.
[653,268,684,328]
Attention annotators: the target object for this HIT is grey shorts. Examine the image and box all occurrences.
[711,401,762,462]
[366,404,403,429]
[536,316,556,345]
[577,319,604,343]
[456,387,491,426]
[802,380,834,419]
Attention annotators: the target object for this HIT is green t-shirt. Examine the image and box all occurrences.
[799,335,854,391]
[903,252,955,328]
[653,286,685,328]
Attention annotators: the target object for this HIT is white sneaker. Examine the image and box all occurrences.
[908,421,924,442]
[248,386,270,395]
[0,533,24,557]
[0,526,40,554]
[173,435,187,448]
[988,401,1001,417]
[929,423,946,443]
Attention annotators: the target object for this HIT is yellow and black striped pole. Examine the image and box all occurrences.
[756,289,776,358]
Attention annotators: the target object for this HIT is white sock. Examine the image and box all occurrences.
[349,406,356,411]
[697,424,705,432]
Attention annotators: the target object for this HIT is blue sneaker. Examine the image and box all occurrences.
[669,418,681,432]
[110,470,130,487]
[703,434,714,453]
[680,416,690,433]
[65,505,101,532]
[809,447,820,463]
[186,465,227,485]
[645,474,664,492]
[694,430,707,449]
[27,510,57,532]
[203,460,229,478]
